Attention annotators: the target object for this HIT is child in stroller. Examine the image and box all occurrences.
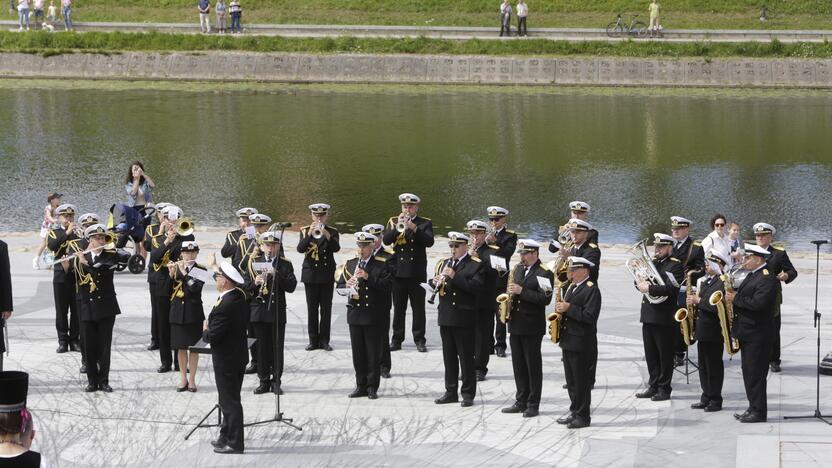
[108,203,156,273]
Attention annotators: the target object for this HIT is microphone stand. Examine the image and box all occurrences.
[246,223,302,432]
[783,239,831,424]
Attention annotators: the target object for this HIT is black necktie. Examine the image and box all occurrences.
[524,266,530,277]
[359,259,367,270]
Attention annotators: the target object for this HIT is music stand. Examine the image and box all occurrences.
[784,239,832,424]
[244,223,302,432]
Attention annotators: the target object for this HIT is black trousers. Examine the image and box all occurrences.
[770,306,781,364]
[391,278,426,345]
[250,321,285,386]
[53,280,79,344]
[247,322,258,364]
[589,346,598,387]
[697,340,724,404]
[517,16,527,35]
[82,317,115,387]
[475,305,494,374]
[304,282,334,346]
[215,363,245,451]
[494,307,507,351]
[440,325,476,400]
[563,349,592,419]
[510,333,543,406]
[153,295,173,367]
[642,323,675,394]
[349,324,383,391]
[75,295,87,366]
[741,338,771,417]
[500,14,511,36]
[148,281,158,343]
[380,304,392,372]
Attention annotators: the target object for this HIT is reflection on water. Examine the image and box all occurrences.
[1,87,831,250]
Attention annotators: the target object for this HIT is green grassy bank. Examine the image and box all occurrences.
[1,31,831,58]
[4,0,832,30]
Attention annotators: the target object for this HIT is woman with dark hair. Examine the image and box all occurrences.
[701,214,731,264]
[0,371,49,468]
[125,162,155,211]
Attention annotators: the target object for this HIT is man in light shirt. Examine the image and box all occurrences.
[516,0,528,37]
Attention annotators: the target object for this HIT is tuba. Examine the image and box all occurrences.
[624,239,667,304]
[177,217,195,237]
[674,269,700,347]
[496,263,521,324]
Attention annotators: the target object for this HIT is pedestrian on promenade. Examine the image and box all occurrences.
[516,0,528,37]
[215,0,227,34]
[198,0,210,33]
[499,0,511,37]
[46,0,56,23]
[17,0,30,31]
[648,0,660,37]
[60,0,71,31]
[33,192,62,269]
[31,0,43,28]
[229,0,241,33]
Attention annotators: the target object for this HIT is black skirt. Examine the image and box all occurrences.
[171,322,202,350]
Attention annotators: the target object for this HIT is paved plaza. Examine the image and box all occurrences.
[1,229,831,467]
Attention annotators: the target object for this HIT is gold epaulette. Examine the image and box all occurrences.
[589,243,598,249]
[334,264,345,282]
[669,257,681,263]
[587,281,595,288]
[471,257,481,263]
[384,247,395,255]
[773,246,785,251]
[421,217,431,221]
[506,229,516,234]
[539,262,552,272]
[693,240,702,246]
[374,256,388,262]
[488,245,499,250]
[763,269,770,275]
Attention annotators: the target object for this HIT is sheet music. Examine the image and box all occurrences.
[490,255,507,271]
[536,276,553,292]
[187,265,213,283]
[252,262,273,274]
[336,287,357,297]
[245,226,257,240]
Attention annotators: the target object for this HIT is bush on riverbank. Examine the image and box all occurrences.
[1,31,831,58]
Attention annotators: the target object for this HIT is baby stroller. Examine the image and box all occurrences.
[107,203,156,274]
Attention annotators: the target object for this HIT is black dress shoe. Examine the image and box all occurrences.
[390,342,402,351]
[147,341,159,351]
[461,399,474,407]
[690,401,708,410]
[770,362,782,373]
[84,384,97,392]
[277,386,284,395]
[562,383,568,389]
[79,365,87,374]
[321,343,333,352]
[348,388,369,398]
[557,414,575,425]
[523,406,539,418]
[214,446,243,454]
[305,343,319,351]
[174,363,180,372]
[381,369,391,379]
[368,390,378,400]
[416,343,427,353]
[635,389,657,399]
[244,362,257,374]
[210,438,227,449]
[739,412,766,423]
[651,393,670,402]
[157,365,172,373]
[704,402,722,412]
[674,355,685,367]
[476,371,486,382]
[734,410,750,420]
[253,383,271,394]
[496,348,507,358]
[99,383,113,393]
[56,343,69,353]
[69,341,82,352]
[567,417,590,429]
[501,403,526,414]
[434,393,458,404]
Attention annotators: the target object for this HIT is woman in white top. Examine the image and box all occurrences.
[700,214,731,264]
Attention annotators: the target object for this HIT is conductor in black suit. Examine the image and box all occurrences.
[204,262,249,454]
[0,238,12,372]
[726,244,778,423]
[553,256,601,429]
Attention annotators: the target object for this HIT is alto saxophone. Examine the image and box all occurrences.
[709,269,741,355]
[547,281,566,344]
[496,263,521,324]
[674,269,700,347]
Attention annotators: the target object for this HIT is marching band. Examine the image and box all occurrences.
[28,192,795,454]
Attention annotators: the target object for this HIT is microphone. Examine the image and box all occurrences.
[810,239,830,246]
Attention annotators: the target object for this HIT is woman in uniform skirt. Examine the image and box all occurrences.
[168,241,205,392]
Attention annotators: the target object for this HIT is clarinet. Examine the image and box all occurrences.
[428,258,451,305]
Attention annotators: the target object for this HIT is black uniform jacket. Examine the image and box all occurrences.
[491,228,517,290]
[673,237,705,276]
[474,244,498,309]
[694,275,725,343]
[149,233,195,296]
[75,249,130,321]
[431,254,484,328]
[639,256,684,326]
[335,255,393,326]
[296,225,340,284]
[506,260,555,336]
[372,246,397,310]
[47,227,79,283]
[571,241,602,283]
[558,279,602,352]
[242,253,297,324]
[731,267,778,343]
[0,240,11,354]
[142,223,163,284]
[169,263,206,325]
[221,228,243,261]
[203,288,250,370]
[382,215,435,282]
[763,245,797,300]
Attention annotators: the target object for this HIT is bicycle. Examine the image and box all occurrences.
[606,14,648,38]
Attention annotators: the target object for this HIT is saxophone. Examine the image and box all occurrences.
[547,281,566,344]
[496,263,521,324]
[709,268,742,355]
[674,269,700,347]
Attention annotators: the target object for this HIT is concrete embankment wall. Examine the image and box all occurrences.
[1,51,831,88]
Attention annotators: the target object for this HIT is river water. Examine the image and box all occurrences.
[1,85,830,249]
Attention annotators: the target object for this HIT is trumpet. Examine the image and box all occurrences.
[177,217,194,237]
[45,233,116,266]
[311,222,325,240]
[428,258,450,305]
[396,214,411,233]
